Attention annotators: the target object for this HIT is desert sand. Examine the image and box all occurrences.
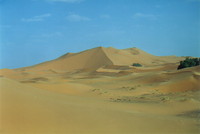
[0,47,200,134]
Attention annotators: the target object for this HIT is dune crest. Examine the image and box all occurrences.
[16,47,184,72]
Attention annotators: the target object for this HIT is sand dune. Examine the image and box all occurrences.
[19,47,113,71]
[1,77,199,134]
[16,47,184,72]
[0,47,199,134]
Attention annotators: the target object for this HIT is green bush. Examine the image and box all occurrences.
[132,63,142,67]
[177,57,200,70]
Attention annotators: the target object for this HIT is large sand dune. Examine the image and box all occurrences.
[0,47,199,134]
[16,47,184,72]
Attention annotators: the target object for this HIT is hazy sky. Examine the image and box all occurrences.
[0,0,199,68]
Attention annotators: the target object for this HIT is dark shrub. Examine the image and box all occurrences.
[132,63,142,67]
[177,57,200,70]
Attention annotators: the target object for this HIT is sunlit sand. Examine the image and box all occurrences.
[1,47,199,134]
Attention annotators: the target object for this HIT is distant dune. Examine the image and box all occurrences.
[16,47,184,72]
[0,47,199,134]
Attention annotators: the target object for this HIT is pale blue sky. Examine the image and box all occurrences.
[0,0,199,68]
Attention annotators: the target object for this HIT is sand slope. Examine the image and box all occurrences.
[16,47,184,72]
[1,77,200,134]
[0,47,199,134]
[19,47,113,71]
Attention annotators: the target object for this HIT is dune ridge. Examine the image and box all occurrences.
[16,47,184,72]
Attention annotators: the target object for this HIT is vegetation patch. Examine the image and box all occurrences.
[132,63,142,67]
[177,57,200,70]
